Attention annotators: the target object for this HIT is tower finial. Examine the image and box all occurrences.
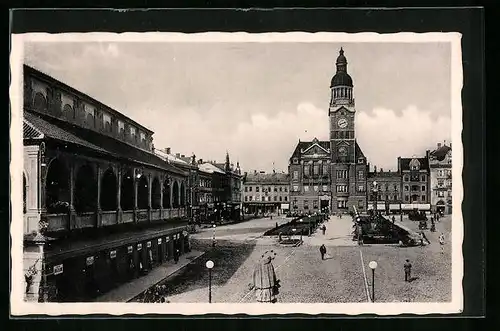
[340,47,344,55]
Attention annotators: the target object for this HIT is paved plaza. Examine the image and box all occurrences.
[157,214,451,303]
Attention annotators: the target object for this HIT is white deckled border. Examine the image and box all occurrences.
[10,31,463,316]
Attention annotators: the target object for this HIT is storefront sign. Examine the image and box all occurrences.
[137,243,142,251]
[110,250,117,259]
[280,203,290,209]
[158,238,162,244]
[147,241,151,248]
[127,246,133,254]
[53,264,63,275]
[86,256,94,266]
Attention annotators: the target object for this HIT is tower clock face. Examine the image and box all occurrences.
[338,147,347,156]
[337,118,348,128]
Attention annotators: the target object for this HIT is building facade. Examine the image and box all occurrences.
[398,155,431,211]
[367,167,402,214]
[22,65,191,303]
[428,142,452,214]
[288,48,368,214]
[242,171,290,215]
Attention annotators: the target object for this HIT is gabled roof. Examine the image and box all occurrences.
[155,149,189,165]
[290,140,330,160]
[430,144,451,161]
[399,157,429,171]
[23,110,186,176]
[355,141,366,159]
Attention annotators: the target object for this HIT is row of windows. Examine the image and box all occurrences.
[244,186,288,193]
[404,174,427,182]
[404,195,427,202]
[33,90,150,149]
[331,131,355,139]
[245,196,288,202]
[404,185,426,192]
[437,169,452,177]
[369,194,400,201]
[436,191,451,198]
[372,183,399,192]
[291,185,366,193]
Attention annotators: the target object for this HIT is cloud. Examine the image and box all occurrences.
[356,105,451,170]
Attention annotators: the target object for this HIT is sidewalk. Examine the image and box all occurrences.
[95,250,205,302]
[304,215,356,247]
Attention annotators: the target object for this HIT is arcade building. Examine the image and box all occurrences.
[22,65,191,302]
[288,48,369,214]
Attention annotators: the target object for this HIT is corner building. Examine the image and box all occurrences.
[289,49,368,214]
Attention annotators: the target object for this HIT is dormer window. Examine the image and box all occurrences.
[358,158,364,164]
[118,120,125,137]
[130,126,137,141]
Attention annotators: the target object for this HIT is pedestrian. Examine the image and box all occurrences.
[322,224,326,235]
[248,250,280,303]
[174,249,180,264]
[419,232,425,247]
[439,233,445,253]
[392,215,396,224]
[319,244,327,260]
[404,259,412,282]
[275,222,278,229]
[422,231,430,245]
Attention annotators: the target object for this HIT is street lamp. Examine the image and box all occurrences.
[368,260,378,302]
[372,181,378,217]
[206,260,214,303]
[212,224,217,247]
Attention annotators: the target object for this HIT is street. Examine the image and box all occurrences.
[157,214,451,303]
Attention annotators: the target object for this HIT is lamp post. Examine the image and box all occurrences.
[206,260,214,303]
[368,260,378,302]
[212,224,217,247]
[372,181,378,217]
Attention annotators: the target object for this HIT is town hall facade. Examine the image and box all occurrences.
[289,48,369,214]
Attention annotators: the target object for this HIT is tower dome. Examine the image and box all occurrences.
[330,48,353,88]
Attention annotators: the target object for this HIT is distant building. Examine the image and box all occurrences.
[398,155,431,211]
[428,142,452,214]
[288,48,368,214]
[242,171,290,215]
[367,166,402,214]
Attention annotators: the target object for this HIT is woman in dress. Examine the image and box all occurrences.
[249,250,280,303]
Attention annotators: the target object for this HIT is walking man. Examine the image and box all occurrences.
[322,224,327,235]
[319,244,327,260]
[439,233,445,254]
[392,215,396,224]
[404,259,412,282]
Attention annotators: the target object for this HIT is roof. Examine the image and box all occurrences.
[430,144,452,161]
[23,110,186,176]
[244,172,289,184]
[290,139,330,160]
[399,157,429,171]
[290,139,366,161]
[154,149,189,165]
[199,162,226,174]
[24,64,153,135]
[368,171,400,179]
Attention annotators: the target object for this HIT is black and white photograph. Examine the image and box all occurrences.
[10,31,463,315]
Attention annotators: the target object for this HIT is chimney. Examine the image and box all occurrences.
[437,143,442,148]
[198,159,203,164]
[374,166,377,173]
[176,153,180,158]
[380,168,384,172]
[254,170,257,175]
[165,147,171,154]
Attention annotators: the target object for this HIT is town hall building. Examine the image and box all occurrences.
[289,48,369,214]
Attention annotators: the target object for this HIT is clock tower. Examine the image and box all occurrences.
[329,47,356,163]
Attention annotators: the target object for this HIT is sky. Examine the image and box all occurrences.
[23,40,452,172]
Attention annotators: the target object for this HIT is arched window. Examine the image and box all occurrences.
[74,164,97,213]
[137,176,149,210]
[121,170,134,211]
[23,173,27,214]
[45,158,70,214]
[100,168,117,211]
[180,182,186,207]
[151,177,161,209]
[33,92,47,112]
[163,178,171,209]
[172,181,179,208]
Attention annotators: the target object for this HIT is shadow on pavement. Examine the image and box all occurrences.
[152,239,257,298]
